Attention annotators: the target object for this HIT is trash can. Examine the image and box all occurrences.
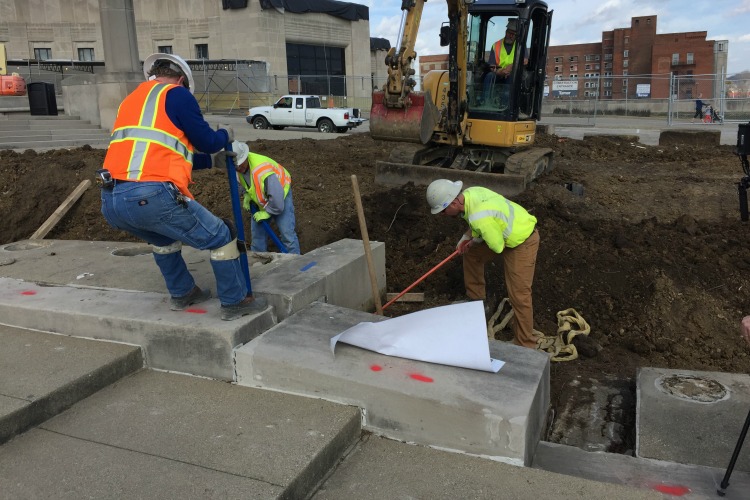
[27,82,58,116]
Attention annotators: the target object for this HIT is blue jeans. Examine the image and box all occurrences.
[100,181,247,306]
[250,189,301,254]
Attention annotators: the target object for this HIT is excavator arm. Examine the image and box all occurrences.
[381,0,425,108]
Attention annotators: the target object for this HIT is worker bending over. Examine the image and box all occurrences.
[215,141,300,254]
[426,179,540,348]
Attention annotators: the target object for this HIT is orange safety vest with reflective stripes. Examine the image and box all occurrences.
[103,81,195,198]
[238,152,291,207]
[492,39,516,69]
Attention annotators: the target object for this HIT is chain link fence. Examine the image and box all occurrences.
[543,73,750,124]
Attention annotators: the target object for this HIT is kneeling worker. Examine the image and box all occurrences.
[217,141,300,254]
[426,180,540,348]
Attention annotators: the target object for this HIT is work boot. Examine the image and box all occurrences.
[170,286,212,311]
[220,296,268,321]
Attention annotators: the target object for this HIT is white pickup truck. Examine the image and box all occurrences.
[246,95,365,133]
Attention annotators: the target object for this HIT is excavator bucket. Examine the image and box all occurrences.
[370,90,440,145]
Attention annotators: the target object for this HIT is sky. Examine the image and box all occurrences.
[356,0,750,76]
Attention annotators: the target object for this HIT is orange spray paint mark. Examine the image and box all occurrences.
[653,485,690,496]
[409,373,434,383]
[370,365,383,372]
[185,308,207,314]
[21,290,36,295]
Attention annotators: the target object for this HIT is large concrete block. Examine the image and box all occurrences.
[659,129,720,147]
[235,301,550,465]
[637,367,750,471]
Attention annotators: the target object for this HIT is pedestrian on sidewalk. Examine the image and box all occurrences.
[215,141,300,254]
[426,179,540,348]
[99,53,267,321]
[692,93,705,123]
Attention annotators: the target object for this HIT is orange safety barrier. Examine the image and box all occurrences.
[0,73,27,96]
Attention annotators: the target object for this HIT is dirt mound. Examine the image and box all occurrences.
[2,132,749,452]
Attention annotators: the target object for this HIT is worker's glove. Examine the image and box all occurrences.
[456,234,472,254]
[218,124,234,144]
[253,210,271,223]
[242,193,252,211]
[211,150,237,170]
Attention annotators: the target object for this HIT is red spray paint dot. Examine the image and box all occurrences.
[370,365,383,372]
[653,484,690,496]
[409,373,434,383]
[185,308,207,314]
[21,290,37,295]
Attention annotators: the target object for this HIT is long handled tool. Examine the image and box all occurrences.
[382,249,460,311]
[249,203,288,253]
[717,406,750,496]
[224,142,252,292]
[351,175,383,315]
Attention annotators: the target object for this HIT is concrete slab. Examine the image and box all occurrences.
[235,301,550,465]
[0,324,142,444]
[659,129,721,147]
[0,428,281,499]
[534,441,750,500]
[637,367,750,472]
[24,369,361,499]
[0,238,384,379]
[315,435,661,500]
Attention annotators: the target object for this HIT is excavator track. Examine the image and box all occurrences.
[375,146,554,198]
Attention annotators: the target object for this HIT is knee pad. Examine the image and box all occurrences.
[210,238,240,261]
[152,241,182,255]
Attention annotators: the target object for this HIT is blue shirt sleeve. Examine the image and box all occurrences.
[164,86,229,155]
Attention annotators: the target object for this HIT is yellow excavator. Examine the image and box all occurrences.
[370,0,554,196]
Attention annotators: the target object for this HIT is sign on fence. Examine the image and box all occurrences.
[552,80,578,97]
[636,84,651,98]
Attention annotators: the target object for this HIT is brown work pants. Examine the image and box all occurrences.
[464,229,540,348]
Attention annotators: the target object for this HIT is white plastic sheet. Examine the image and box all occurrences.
[330,301,504,372]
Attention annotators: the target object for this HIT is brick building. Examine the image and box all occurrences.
[418,54,449,76]
[545,15,728,100]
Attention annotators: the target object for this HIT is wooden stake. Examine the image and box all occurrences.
[30,179,92,240]
[385,292,424,303]
[351,175,383,315]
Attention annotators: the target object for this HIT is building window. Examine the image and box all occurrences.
[623,60,628,68]
[570,65,578,72]
[687,52,694,64]
[554,65,561,73]
[34,48,52,60]
[604,53,612,61]
[569,56,578,62]
[718,42,726,52]
[195,44,209,59]
[286,42,347,96]
[554,57,562,63]
[570,74,577,79]
[77,48,94,61]
[157,45,173,54]
[624,36,629,45]
[623,70,628,76]
[585,64,591,70]
[604,90,612,96]
[623,50,629,58]
[672,53,679,64]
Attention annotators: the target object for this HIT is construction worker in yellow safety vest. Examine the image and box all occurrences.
[426,179,540,349]
[482,18,520,107]
[214,141,300,254]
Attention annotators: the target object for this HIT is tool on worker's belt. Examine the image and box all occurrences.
[382,249,459,311]
[95,169,114,188]
[717,406,750,496]
[736,121,750,221]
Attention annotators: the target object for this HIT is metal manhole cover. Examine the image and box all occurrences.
[657,374,728,403]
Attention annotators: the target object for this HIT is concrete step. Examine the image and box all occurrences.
[0,369,362,499]
[315,435,663,500]
[532,441,750,499]
[0,324,142,445]
[0,138,111,149]
[235,300,550,466]
[0,121,101,131]
[0,131,110,140]
[0,114,80,121]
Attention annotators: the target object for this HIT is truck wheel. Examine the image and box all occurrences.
[317,118,334,133]
[252,116,269,130]
[335,127,348,133]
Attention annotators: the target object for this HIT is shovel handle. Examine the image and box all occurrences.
[382,249,460,311]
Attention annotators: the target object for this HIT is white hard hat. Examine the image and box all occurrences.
[232,141,250,166]
[143,53,195,94]
[426,179,463,214]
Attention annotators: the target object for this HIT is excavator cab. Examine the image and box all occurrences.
[371,0,555,196]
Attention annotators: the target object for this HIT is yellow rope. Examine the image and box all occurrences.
[487,301,590,362]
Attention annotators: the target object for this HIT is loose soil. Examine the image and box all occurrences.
[2,132,749,453]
